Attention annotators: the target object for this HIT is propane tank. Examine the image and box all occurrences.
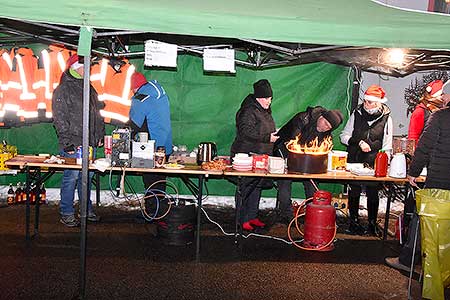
[303,190,336,251]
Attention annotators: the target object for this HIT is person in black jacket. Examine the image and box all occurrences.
[340,85,393,236]
[230,79,278,231]
[273,106,343,223]
[52,54,105,227]
[386,101,450,273]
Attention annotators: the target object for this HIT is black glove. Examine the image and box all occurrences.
[63,144,76,152]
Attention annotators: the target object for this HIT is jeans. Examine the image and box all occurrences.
[59,149,94,216]
[276,179,316,217]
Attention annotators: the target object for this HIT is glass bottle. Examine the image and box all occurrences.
[7,184,14,205]
[39,184,47,204]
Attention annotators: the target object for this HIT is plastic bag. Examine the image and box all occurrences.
[416,188,450,300]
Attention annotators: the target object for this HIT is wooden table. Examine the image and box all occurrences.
[5,155,222,261]
[223,169,425,242]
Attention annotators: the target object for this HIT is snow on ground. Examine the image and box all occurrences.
[0,185,405,215]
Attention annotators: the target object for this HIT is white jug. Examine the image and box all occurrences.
[389,153,407,178]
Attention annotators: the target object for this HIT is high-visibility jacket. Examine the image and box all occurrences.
[4,48,38,121]
[1,48,21,122]
[90,58,108,96]
[98,61,135,124]
[33,45,73,119]
[0,49,12,123]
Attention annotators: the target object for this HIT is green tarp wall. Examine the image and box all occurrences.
[0,55,350,198]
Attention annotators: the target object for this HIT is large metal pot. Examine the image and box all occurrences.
[288,152,328,174]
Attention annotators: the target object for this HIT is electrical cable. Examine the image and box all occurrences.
[287,197,338,251]
[198,203,302,245]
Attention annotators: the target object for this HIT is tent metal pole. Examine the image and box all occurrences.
[19,20,80,35]
[79,34,93,300]
[95,30,143,36]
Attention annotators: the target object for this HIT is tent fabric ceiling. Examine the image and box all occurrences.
[1,0,450,50]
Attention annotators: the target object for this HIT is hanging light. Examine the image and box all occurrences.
[385,48,405,66]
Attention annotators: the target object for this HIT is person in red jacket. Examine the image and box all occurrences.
[407,80,444,145]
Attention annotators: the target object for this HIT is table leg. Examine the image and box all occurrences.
[25,166,31,241]
[34,175,41,237]
[95,172,101,207]
[235,176,242,244]
[383,182,394,240]
[195,175,204,262]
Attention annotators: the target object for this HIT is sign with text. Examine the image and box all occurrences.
[203,49,235,73]
[144,40,177,67]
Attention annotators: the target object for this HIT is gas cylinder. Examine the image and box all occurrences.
[303,190,336,251]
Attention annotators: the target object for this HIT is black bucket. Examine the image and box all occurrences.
[157,201,196,246]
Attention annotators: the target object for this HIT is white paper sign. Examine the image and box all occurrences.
[144,40,177,67]
[203,49,235,73]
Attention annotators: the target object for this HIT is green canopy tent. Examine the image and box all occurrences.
[2,0,450,49]
[1,0,450,196]
[2,1,450,298]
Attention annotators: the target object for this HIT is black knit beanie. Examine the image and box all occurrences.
[322,110,344,130]
[253,79,273,98]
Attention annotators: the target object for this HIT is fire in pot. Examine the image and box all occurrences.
[286,135,333,174]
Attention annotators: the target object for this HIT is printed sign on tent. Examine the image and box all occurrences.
[203,49,235,73]
[144,40,177,68]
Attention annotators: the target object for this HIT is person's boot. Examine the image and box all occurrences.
[345,217,365,235]
[366,219,382,237]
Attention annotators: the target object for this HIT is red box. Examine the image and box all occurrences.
[252,154,268,173]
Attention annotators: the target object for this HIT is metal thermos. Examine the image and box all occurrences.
[197,142,217,165]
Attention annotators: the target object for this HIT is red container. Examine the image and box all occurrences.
[374,150,388,177]
[252,154,268,173]
[104,135,112,159]
[303,190,336,251]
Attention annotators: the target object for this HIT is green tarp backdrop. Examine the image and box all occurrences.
[0,55,350,198]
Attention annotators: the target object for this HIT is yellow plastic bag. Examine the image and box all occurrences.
[416,188,450,300]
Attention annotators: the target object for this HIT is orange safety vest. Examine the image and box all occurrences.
[10,48,38,121]
[90,58,108,96]
[33,45,73,119]
[98,60,135,124]
[1,48,21,123]
[0,49,12,124]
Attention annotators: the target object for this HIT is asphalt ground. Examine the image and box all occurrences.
[0,204,443,300]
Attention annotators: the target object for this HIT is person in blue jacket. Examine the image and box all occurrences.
[129,72,173,217]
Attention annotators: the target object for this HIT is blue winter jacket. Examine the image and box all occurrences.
[129,80,173,155]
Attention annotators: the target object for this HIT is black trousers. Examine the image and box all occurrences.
[348,183,380,222]
[276,179,315,217]
[235,177,263,224]
[399,207,422,266]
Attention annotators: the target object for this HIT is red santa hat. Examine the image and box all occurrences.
[130,72,147,90]
[66,54,83,70]
[426,80,444,97]
[363,84,387,103]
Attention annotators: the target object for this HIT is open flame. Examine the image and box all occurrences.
[286,135,333,155]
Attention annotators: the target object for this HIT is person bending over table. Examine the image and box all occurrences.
[230,79,279,232]
[340,84,392,236]
[273,106,343,224]
[128,71,173,220]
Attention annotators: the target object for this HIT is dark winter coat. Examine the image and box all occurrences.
[52,70,105,151]
[273,106,332,158]
[230,94,276,156]
[409,107,450,190]
[346,104,390,167]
